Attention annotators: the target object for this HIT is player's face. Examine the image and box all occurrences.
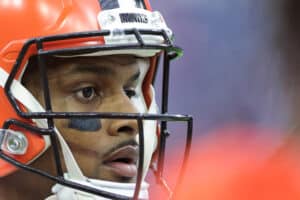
[24,55,149,183]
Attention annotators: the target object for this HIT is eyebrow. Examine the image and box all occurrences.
[66,65,141,82]
[69,65,116,76]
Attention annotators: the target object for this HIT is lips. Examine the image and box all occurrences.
[103,145,139,178]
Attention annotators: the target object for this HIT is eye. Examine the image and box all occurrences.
[75,86,98,103]
[124,88,137,98]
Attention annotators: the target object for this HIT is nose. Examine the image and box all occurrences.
[107,93,139,136]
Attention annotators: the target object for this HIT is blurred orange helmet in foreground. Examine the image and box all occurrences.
[167,125,300,200]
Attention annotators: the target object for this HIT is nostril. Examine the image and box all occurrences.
[117,126,135,134]
[108,120,138,136]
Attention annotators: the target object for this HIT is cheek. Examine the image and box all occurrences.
[54,120,103,165]
[53,119,114,178]
[53,119,104,145]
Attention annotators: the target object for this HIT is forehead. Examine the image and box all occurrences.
[26,55,149,77]
[48,55,145,70]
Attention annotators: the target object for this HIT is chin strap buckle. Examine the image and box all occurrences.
[0,129,28,155]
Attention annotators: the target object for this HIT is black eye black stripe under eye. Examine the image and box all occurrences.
[68,118,102,132]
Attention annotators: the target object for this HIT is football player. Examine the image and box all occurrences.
[0,0,192,199]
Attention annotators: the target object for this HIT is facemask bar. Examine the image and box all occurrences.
[151,51,193,199]
[2,29,192,199]
[135,118,144,199]
[37,41,65,178]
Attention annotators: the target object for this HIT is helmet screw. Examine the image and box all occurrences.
[107,14,115,23]
[4,131,28,155]
[8,137,21,151]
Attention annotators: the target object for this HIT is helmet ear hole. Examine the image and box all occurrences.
[21,55,38,83]
[21,54,59,109]
[21,56,43,104]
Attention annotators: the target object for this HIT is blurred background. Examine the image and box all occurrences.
[147,0,298,196]
[151,0,289,140]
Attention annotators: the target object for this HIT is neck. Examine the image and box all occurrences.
[0,169,53,200]
[0,149,56,200]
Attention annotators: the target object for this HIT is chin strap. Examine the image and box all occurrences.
[140,86,158,180]
[46,178,149,200]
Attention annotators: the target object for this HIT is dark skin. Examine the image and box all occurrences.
[0,55,150,200]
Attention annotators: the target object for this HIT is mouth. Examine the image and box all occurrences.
[103,145,139,179]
